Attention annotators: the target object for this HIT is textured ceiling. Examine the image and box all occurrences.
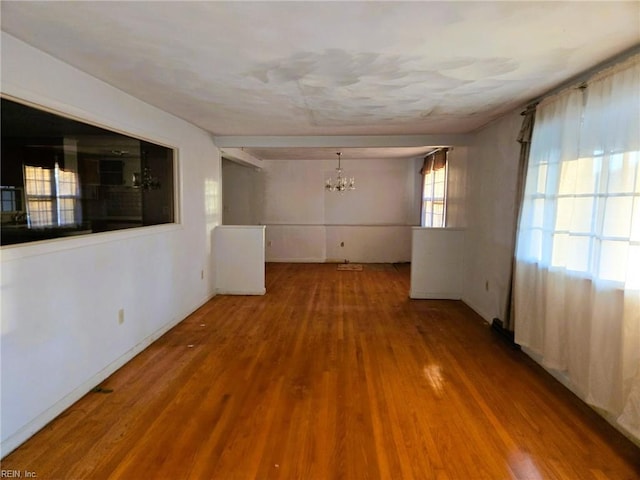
[2,1,639,160]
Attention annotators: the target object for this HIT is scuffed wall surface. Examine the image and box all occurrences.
[462,110,522,322]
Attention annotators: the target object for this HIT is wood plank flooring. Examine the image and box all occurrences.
[2,263,639,479]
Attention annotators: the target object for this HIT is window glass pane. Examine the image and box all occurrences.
[529,229,543,261]
[555,197,573,231]
[2,99,175,245]
[558,160,577,195]
[551,233,568,267]
[631,197,640,242]
[599,240,628,282]
[566,236,590,272]
[634,151,640,191]
[606,153,635,194]
[57,198,77,226]
[1,189,17,212]
[536,164,548,193]
[569,197,594,233]
[532,198,545,228]
[421,156,448,228]
[602,196,633,237]
[25,166,53,196]
[56,168,78,196]
[575,156,598,194]
[423,172,434,200]
[27,199,54,227]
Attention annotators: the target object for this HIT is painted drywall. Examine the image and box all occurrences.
[262,157,419,262]
[410,228,465,299]
[222,158,262,225]
[444,147,469,228]
[461,110,523,322]
[0,33,221,456]
[214,226,265,295]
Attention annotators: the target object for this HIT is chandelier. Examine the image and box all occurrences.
[325,152,355,192]
[133,150,161,190]
[133,166,161,190]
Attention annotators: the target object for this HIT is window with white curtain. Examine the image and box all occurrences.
[24,163,80,228]
[514,54,640,441]
[421,149,448,228]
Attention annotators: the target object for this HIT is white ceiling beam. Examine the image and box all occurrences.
[220,147,264,169]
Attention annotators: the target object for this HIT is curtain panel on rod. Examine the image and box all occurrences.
[504,105,537,332]
[420,149,447,175]
[419,148,449,228]
[514,54,640,441]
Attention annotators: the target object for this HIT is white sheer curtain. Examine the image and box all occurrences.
[514,54,640,441]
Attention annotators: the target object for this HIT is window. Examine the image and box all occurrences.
[525,149,640,281]
[421,149,448,227]
[23,163,80,228]
[514,54,640,440]
[1,186,23,213]
[516,89,640,286]
[1,98,175,246]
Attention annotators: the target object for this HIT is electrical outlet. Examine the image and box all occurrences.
[268,240,272,247]
[201,270,204,280]
[118,308,125,325]
[485,280,489,292]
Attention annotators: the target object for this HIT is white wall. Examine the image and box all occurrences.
[262,157,419,263]
[411,228,465,299]
[0,33,221,456]
[445,147,470,228]
[222,159,262,225]
[461,111,523,322]
[214,226,265,295]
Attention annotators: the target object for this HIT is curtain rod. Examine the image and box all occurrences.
[424,147,448,158]
[524,43,640,109]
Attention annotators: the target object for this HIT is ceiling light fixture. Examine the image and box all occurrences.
[132,150,161,190]
[133,166,161,190]
[325,152,355,193]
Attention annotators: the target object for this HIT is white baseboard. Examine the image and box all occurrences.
[215,288,266,295]
[410,291,461,300]
[460,296,493,324]
[266,258,325,263]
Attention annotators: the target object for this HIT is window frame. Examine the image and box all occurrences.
[1,96,180,248]
[421,153,448,228]
[522,148,639,284]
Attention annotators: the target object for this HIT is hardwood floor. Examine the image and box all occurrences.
[2,263,639,479]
